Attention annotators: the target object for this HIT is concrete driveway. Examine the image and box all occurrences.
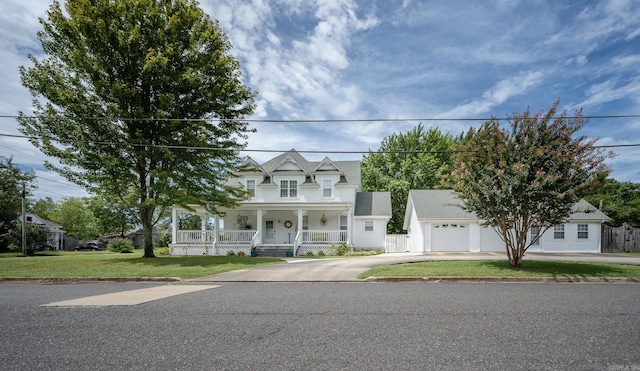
[189,252,640,282]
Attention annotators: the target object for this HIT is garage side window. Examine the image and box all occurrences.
[530,226,541,246]
[364,221,374,231]
[577,224,588,239]
[554,224,565,239]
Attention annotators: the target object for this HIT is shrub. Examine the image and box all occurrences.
[154,247,170,256]
[227,250,236,256]
[157,230,171,248]
[237,251,246,257]
[317,250,325,256]
[336,242,350,256]
[305,251,314,257]
[108,238,134,253]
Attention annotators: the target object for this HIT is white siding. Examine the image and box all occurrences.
[479,227,504,252]
[353,218,387,249]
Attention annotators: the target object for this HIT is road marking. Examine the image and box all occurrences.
[41,285,219,307]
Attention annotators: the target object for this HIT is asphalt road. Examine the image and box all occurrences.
[1,281,639,370]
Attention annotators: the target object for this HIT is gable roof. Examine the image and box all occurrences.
[25,213,64,231]
[355,192,392,217]
[230,149,361,187]
[406,189,610,224]
[570,199,610,221]
[407,190,476,220]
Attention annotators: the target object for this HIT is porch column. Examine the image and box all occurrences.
[213,215,219,243]
[256,209,263,244]
[171,208,178,244]
[201,213,207,242]
[297,209,303,233]
[347,205,353,245]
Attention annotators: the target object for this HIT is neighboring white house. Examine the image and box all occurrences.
[403,189,610,253]
[24,213,65,250]
[169,150,391,256]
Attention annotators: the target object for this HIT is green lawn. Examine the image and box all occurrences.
[0,251,285,279]
[359,260,640,279]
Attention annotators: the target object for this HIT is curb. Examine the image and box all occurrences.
[364,276,640,283]
[0,277,182,284]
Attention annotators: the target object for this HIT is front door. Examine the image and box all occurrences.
[264,219,275,243]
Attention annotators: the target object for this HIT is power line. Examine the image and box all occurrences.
[1,131,639,154]
[3,114,640,123]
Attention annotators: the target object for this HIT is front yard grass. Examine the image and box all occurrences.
[0,251,285,279]
[359,260,640,279]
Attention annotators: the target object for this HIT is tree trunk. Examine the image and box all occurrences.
[141,206,155,258]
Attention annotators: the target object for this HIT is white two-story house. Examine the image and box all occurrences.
[169,150,392,256]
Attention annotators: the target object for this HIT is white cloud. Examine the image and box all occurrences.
[436,71,544,118]
[206,0,378,120]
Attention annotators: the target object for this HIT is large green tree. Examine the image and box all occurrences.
[19,0,256,257]
[582,176,640,227]
[0,156,36,251]
[87,194,136,237]
[447,102,611,267]
[362,125,458,233]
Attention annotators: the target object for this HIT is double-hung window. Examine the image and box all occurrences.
[530,226,541,246]
[280,180,298,198]
[246,180,255,198]
[577,224,589,239]
[554,224,565,239]
[323,179,332,198]
[364,221,374,232]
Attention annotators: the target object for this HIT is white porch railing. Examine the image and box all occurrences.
[251,231,261,248]
[218,230,256,243]
[177,230,216,243]
[300,230,347,243]
[176,230,257,244]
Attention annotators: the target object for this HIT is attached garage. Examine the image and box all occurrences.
[431,223,469,251]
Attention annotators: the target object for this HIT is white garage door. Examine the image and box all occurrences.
[431,224,469,251]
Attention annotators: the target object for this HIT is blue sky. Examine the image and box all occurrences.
[1,0,639,200]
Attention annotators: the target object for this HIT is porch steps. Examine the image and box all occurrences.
[254,247,292,258]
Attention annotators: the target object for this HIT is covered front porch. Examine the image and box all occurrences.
[169,204,353,256]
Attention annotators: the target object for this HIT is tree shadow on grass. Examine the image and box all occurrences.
[107,255,285,268]
[481,260,638,277]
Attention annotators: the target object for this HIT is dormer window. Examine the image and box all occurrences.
[246,180,255,198]
[280,180,298,198]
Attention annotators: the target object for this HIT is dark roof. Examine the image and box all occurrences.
[354,192,392,217]
[407,189,610,222]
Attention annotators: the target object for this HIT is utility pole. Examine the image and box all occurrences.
[21,181,26,255]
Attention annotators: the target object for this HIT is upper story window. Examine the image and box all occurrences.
[246,180,255,198]
[323,179,332,198]
[577,224,589,239]
[554,224,565,239]
[280,180,298,198]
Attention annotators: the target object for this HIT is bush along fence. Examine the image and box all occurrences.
[602,224,640,253]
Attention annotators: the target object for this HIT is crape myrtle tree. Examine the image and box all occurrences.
[447,101,611,267]
[362,125,458,233]
[19,0,256,257]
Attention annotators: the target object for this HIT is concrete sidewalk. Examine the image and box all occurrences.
[189,252,640,283]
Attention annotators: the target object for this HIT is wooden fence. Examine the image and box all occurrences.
[601,224,640,253]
